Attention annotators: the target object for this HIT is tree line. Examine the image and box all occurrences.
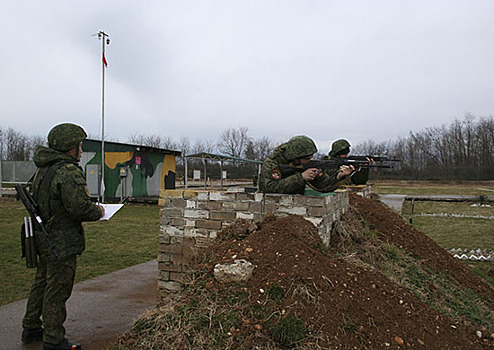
[1,114,493,180]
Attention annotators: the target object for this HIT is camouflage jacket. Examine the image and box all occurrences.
[31,146,102,260]
[259,143,337,194]
[321,155,370,187]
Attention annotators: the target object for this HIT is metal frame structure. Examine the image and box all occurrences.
[183,152,263,189]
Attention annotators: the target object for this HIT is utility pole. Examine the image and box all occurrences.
[96,31,110,203]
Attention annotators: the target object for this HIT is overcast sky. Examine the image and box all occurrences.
[1,1,493,153]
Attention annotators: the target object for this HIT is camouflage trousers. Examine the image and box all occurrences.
[22,254,77,344]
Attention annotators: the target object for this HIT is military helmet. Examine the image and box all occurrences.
[329,139,351,157]
[284,135,317,160]
[48,123,87,152]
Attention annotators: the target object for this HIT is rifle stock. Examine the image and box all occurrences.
[277,159,393,179]
[16,183,61,261]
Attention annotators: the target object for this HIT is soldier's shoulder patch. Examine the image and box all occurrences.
[271,169,281,180]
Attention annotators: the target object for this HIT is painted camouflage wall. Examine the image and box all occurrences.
[81,139,180,199]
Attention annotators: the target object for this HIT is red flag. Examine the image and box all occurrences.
[102,53,108,67]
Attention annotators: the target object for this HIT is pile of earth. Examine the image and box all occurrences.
[115,193,493,349]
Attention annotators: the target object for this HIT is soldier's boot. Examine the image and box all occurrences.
[43,338,81,350]
[21,327,44,344]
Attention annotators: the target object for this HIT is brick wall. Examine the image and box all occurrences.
[158,189,349,300]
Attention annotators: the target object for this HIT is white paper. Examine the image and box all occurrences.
[99,204,124,221]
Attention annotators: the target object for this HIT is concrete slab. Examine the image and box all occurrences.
[377,194,407,213]
[0,260,157,350]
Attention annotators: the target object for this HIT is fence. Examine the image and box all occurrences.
[0,161,37,197]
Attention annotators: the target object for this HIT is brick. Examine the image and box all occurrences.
[197,201,223,210]
[249,202,262,212]
[161,208,183,218]
[305,217,323,226]
[157,252,171,262]
[158,234,171,244]
[170,236,184,244]
[196,236,215,248]
[236,193,255,201]
[158,261,183,272]
[264,194,283,203]
[160,244,182,254]
[185,200,196,208]
[171,217,186,226]
[210,211,236,221]
[158,280,182,292]
[264,203,278,213]
[184,227,211,237]
[184,209,209,219]
[222,201,250,211]
[294,196,326,207]
[160,189,185,199]
[170,272,185,281]
[195,191,209,200]
[254,193,264,202]
[162,225,183,236]
[279,195,295,206]
[196,220,222,230]
[236,212,254,220]
[308,206,326,217]
[185,219,196,227]
[278,206,307,216]
[160,215,172,226]
[209,192,236,201]
[159,270,170,281]
[166,197,187,208]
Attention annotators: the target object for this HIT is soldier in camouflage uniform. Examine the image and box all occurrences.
[21,123,104,350]
[322,139,371,188]
[259,135,338,194]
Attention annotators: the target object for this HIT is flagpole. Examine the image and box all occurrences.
[97,31,110,203]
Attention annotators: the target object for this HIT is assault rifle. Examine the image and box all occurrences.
[347,155,400,162]
[16,183,61,262]
[277,159,393,179]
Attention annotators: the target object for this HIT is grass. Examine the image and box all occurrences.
[372,180,494,196]
[0,197,159,306]
[372,181,494,287]
[374,244,493,329]
[403,200,494,216]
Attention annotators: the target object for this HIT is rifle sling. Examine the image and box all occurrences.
[33,160,71,226]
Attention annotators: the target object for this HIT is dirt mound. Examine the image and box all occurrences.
[349,193,494,301]
[116,194,493,349]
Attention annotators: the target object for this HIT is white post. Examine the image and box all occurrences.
[97,31,110,203]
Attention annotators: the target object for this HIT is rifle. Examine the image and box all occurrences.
[277,159,393,179]
[347,155,400,162]
[16,183,61,262]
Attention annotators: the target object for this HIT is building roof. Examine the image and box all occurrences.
[83,139,182,156]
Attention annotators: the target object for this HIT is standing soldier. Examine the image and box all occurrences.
[21,123,105,350]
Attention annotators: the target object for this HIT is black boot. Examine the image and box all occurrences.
[21,327,44,344]
[43,338,81,350]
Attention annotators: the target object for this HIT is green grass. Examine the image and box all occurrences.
[0,197,159,306]
[403,200,494,216]
[370,181,493,286]
[372,180,494,196]
[405,216,493,250]
[373,245,493,329]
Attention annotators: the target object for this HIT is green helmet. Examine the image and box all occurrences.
[329,139,351,157]
[285,135,317,160]
[48,123,87,152]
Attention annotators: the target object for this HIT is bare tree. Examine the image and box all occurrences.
[192,139,215,154]
[217,126,250,158]
[127,133,178,149]
[178,136,191,155]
